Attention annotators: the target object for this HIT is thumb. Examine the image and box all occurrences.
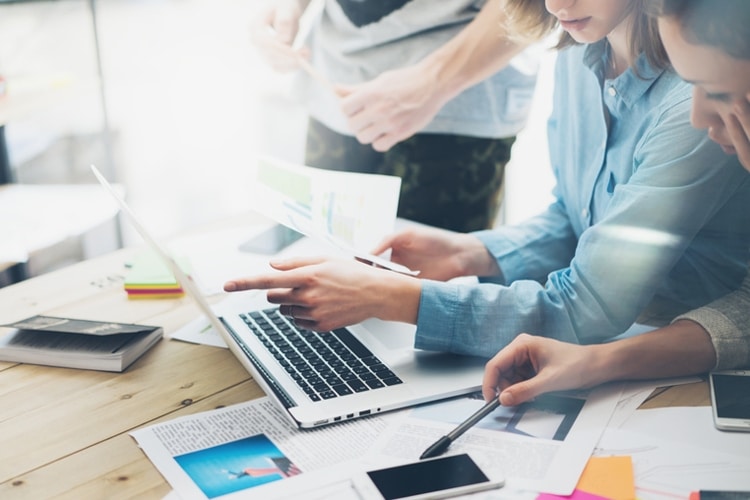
[269,255,326,271]
[499,376,549,406]
[333,83,354,99]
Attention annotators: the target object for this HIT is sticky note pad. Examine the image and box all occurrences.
[124,251,189,299]
[576,455,635,500]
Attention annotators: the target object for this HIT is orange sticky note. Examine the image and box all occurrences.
[576,456,635,500]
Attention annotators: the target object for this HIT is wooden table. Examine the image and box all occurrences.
[0,216,710,499]
[0,215,268,499]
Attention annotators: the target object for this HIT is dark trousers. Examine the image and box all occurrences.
[304,119,515,232]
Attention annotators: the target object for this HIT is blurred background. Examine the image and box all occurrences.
[0,0,555,286]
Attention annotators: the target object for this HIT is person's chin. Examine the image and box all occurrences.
[565,31,603,45]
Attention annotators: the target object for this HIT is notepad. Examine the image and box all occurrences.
[124,251,190,299]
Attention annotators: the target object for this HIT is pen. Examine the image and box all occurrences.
[420,398,501,460]
[690,491,750,500]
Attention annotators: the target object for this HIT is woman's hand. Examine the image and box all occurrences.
[371,226,499,281]
[481,334,603,406]
[224,256,421,331]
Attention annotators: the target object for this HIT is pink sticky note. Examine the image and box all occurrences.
[537,489,610,500]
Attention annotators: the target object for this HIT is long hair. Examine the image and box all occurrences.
[647,0,750,61]
[503,0,670,71]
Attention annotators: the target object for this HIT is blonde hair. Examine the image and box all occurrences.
[503,0,670,71]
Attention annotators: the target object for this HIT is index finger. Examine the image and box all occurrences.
[223,268,306,292]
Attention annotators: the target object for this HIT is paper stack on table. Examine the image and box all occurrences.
[124,251,188,299]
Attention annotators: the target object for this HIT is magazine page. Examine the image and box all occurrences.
[130,397,400,500]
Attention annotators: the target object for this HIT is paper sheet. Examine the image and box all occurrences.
[132,384,623,499]
[608,377,702,429]
[130,397,399,500]
[596,427,750,499]
[247,156,417,275]
[619,406,750,462]
[364,386,623,495]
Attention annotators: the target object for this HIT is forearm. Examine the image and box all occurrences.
[414,0,527,105]
[589,320,717,385]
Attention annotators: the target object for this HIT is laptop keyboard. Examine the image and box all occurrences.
[240,308,403,401]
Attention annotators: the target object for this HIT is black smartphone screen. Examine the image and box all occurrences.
[712,373,750,419]
[366,454,490,500]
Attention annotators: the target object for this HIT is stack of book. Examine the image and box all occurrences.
[0,315,163,372]
[124,252,187,299]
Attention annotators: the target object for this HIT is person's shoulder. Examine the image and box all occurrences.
[653,68,692,97]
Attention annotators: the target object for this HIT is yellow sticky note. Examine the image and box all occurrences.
[576,456,635,500]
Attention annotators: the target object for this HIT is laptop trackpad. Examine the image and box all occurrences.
[412,350,487,370]
[359,318,415,350]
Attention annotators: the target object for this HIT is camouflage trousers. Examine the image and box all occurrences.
[304,119,516,233]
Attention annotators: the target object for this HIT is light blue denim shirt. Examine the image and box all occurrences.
[415,41,750,358]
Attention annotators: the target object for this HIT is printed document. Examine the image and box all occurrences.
[130,396,397,500]
[248,156,416,275]
[131,384,622,499]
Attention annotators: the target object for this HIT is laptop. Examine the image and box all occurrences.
[91,165,486,429]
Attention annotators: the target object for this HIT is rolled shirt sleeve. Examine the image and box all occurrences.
[675,271,750,370]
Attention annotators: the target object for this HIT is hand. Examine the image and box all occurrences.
[728,94,750,171]
[336,63,451,152]
[250,1,308,72]
[371,226,499,281]
[223,256,421,331]
[481,334,601,406]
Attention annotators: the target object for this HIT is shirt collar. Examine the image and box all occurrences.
[582,40,666,108]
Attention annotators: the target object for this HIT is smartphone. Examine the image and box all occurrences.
[351,453,504,500]
[709,370,750,431]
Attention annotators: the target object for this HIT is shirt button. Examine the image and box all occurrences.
[581,208,589,218]
[608,86,617,97]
